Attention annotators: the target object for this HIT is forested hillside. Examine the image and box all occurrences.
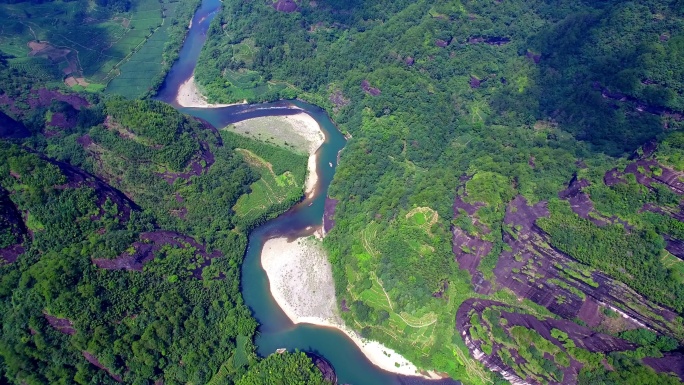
[195,0,684,384]
[0,61,325,384]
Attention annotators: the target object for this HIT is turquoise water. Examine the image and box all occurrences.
[154,1,459,383]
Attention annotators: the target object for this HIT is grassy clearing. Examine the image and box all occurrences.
[225,68,262,89]
[232,149,301,224]
[662,252,684,284]
[232,38,257,65]
[405,206,439,235]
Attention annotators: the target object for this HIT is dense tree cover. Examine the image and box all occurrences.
[578,352,681,385]
[0,62,325,383]
[194,0,684,383]
[236,352,328,385]
[534,1,684,154]
[101,97,202,171]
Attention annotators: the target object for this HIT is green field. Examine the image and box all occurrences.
[662,252,684,284]
[0,0,167,87]
[232,149,302,226]
[106,0,178,97]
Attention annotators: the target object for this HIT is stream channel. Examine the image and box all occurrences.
[154,0,457,384]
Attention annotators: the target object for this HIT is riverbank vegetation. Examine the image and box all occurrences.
[0,57,325,383]
[194,0,684,383]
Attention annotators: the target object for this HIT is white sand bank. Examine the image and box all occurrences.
[232,113,325,198]
[176,75,246,108]
[261,237,439,378]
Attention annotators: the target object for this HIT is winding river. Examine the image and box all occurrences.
[154,1,457,384]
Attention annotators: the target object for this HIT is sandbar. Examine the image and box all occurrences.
[261,237,439,378]
[176,75,246,108]
[231,113,325,199]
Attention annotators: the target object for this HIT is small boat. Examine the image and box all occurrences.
[329,162,333,167]
[276,348,287,354]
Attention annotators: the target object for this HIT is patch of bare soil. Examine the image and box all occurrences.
[456,298,636,385]
[435,39,449,48]
[92,230,221,279]
[28,40,70,61]
[64,77,78,87]
[361,79,381,96]
[76,134,94,147]
[43,312,76,335]
[82,351,122,382]
[64,76,89,87]
[170,207,188,219]
[526,50,541,64]
[103,115,137,140]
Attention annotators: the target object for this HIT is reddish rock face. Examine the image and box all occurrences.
[272,0,298,13]
[456,298,637,385]
[305,353,337,384]
[526,50,541,64]
[323,197,338,233]
[43,313,77,335]
[361,79,381,96]
[92,230,222,279]
[0,186,28,264]
[82,351,123,382]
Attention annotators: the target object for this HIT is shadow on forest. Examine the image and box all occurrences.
[491,1,682,157]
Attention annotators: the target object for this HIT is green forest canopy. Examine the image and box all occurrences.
[194,0,684,383]
[2,0,684,384]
